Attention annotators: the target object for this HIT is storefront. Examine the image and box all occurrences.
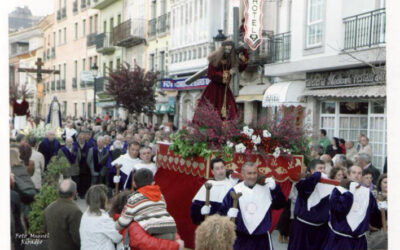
[304,67,386,170]
[236,83,270,125]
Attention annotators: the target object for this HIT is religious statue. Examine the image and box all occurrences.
[12,93,30,131]
[192,40,249,123]
[47,96,62,129]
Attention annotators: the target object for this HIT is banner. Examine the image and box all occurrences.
[243,0,264,50]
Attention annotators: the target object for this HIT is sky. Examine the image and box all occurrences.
[8,0,54,17]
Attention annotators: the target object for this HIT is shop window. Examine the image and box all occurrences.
[321,101,335,114]
[371,101,385,114]
[339,102,368,115]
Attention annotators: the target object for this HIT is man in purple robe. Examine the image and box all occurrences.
[58,137,81,191]
[323,165,382,250]
[190,158,238,225]
[38,130,60,170]
[86,136,109,185]
[288,159,335,250]
[219,162,286,250]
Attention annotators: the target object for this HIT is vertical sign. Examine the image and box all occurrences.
[243,0,264,50]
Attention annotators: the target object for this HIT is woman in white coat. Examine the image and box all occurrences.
[79,184,122,250]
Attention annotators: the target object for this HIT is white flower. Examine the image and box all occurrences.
[235,143,246,153]
[227,141,234,148]
[273,147,281,158]
[263,130,271,138]
[251,135,261,145]
[242,126,254,137]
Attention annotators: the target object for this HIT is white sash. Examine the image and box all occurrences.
[307,183,335,211]
[234,182,272,234]
[192,178,237,203]
[135,162,158,176]
[347,183,370,231]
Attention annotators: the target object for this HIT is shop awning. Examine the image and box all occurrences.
[96,101,116,108]
[303,85,386,98]
[262,81,306,107]
[236,84,270,102]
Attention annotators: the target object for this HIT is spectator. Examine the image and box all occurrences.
[329,167,345,182]
[310,144,324,160]
[333,154,347,169]
[318,129,331,152]
[19,143,35,177]
[44,179,82,250]
[357,153,380,185]
[28,137,45,189]
[10,173,24,250]
[376,174,387,202]
[356,134,363,152]
[362,169,375,192]
[359,135,373,158]
[109,191,183,250]
[195,214,236,250]
[345,140,358,163]
[338,139,346,154]
[320,154,333,176]
[115,168,177,240]
[326,137,343,158]
[79,184,122,250]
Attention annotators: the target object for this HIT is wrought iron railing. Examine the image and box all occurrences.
[87,33,97,46]
[343,8,385,50]
[157,13,169,33]
[96,32,114,50]
[113,19,145,46]
[269,32,291,63]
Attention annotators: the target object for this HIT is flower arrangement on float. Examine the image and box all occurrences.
[169,101,311,162]
[19,123,63,142]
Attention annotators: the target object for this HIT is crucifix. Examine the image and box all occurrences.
[17,57,60,117]
[18,57,60,82]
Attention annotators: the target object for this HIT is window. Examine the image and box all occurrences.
[339,102,368,115]
[109,61,113,72]
[161,0,166,15]
[58,30,62,45]
[82,19,86,36]
[94,55,98,66]
[117,14,121,25]
[88,103,92,118]
[193,49,196,59]
[74,60,78,77]
[117,58,121,69]
[103,21,107,33]
[89,17,93,34]
[321,101,335,114]
[159,51,165,72]
[53,32,56,46]
[82,102,86,117]
[103,63,106,76]
[74,103,77,117]
[75,23,78,39]
[306,0,324,47]
[94,15,98,33]
[89,57,92,69]
[63,101,67,116]
[63,63,66,81]
[63,28,67,44]
[198,48,202,58]
[82,58,86,70]
[110,18,114,41]
[150,54,155,71]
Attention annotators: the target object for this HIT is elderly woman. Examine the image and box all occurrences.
[79,185,122,250]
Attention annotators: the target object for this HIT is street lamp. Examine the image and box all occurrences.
[213,29,227,51]
[91,63,99,116]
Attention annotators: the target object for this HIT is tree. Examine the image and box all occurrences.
[106,63,158,115]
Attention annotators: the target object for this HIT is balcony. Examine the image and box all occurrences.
[61,79,66,90]
[51,47,56,58]
[157,13,170,34]
[95,77,105,92]
[51,80,55,90]
[268,32,291,63]
[73,1,78,12]
[246,30,274,68]
[87,33,97,47]
[96,32,115,55]
[343,8,385,50]
[113,19,146,47]
[56,80,61,90]
[62,7,66,18]
[72,77,77,89]
[148,19,156,38]
[80,80,86,88]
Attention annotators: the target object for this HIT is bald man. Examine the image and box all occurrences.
[43,179,82,250]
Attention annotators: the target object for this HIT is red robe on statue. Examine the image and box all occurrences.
[192,49,249,123]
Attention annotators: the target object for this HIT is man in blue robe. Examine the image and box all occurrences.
[219,162,286,250]
[288,159,335,250]
[38,130,60,170]
[323,165,382,250]
[190,158,238,225]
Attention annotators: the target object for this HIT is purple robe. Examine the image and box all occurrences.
[322,188,382,250]
[219,184,286,250]
[288,172,331,250]
[38,138,60,168]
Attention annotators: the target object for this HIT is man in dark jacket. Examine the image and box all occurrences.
[357,152,381,185]
[44,179,82,250]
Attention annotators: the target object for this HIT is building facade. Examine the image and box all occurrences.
[40,0,100,119]
[263,0,386,169]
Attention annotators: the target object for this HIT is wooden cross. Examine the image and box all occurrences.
[17,58,60,82]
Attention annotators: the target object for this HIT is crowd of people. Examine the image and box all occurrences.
[9,115,388,250]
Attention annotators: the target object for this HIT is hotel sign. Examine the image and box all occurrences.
[160,77,210,90]
[306,67,386,89]
[243,0,264,50]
